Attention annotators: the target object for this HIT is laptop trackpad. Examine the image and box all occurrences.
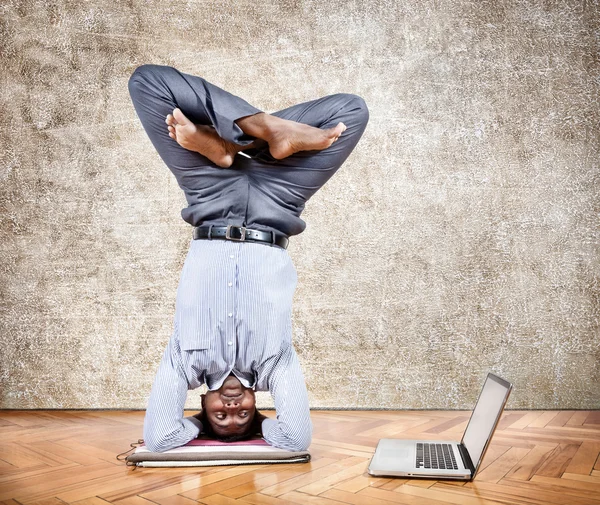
[378,439,414,467]
[382,445,411,459]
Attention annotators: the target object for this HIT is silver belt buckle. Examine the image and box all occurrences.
[225,225,246,241]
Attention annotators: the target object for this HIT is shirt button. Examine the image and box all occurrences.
[228,312,233,317]
[227,341,233,346]
[228,282,233,287]
[230,255,234,259]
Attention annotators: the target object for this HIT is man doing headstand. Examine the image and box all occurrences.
[128,64,369,452]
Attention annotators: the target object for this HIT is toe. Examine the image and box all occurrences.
[173,107,190,125]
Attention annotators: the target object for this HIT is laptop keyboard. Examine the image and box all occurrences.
[416,443,458,470]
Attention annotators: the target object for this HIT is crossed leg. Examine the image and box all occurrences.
[128,64,369,210]
[166,105,347,167]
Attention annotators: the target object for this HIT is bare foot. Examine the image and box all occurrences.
[166,108,247,168]
[236,113,347,160]
[267,119,346,160]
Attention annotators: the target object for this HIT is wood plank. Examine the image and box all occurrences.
[214,458,336,497]
[139,495,199,505]
[332,474,396,493]
[310,438,375,454]
[357,485,461,505]
[0,459,16,471]
[309,442,374,459]
[584,412,600,425]
[529,412,561,429]
[567,411,591,427]
[178,465,285,500]
[495,412,526,431]
[534,444,580,477]
[58,469,186,503]
[564,442,600,475]
[502,477,600,502]
[561,473,600,484]
[0,443,52,468]
[475,447,531,483]
[200,495,252,505]
[404,478,438,488]
[394,482,515,505]
[239,493,308,505]
[378,478,412,490]
[296,459,368,495]
[51,439,127,464]
[0,416,19,427]
[308,445,367,460]
[528,475,600,499]
[547,411,577,427]
[423,416,470,434]
[12,441,79,467]
[359,417,434,438]
[370,478,398,488]
[21,498,67,505]
[505,411,546,430]
[71,497,114,505]
[113,496,158,505]
[23,440,106,467]
[0,412,56,428]
[100,470,225,503]
[280,490,362,505]
[0,463,123,502]
[505,445,555,481]
[503,427,600,444]
[1,410,599,505]
[138,469,220,501]
[0,463,79,485]
[260,457,367,497]
[489,434,559,449]
[477,444,511,472]
[322,488,406,505]
[218,464,302,499]
[318,419,392,439]
[437,481,568,505]
[403,418,460,435]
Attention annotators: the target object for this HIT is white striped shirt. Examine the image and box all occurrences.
[143,238,312,452]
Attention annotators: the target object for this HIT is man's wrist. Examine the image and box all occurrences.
[261,417,277,437]
[185,413,203,432]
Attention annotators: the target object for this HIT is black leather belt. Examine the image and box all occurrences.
[193,225,289,250]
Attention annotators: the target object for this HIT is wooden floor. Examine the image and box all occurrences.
[1,410,600,505]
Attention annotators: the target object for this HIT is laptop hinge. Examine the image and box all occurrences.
[458,443,475,477]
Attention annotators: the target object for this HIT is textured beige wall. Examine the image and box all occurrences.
[1,0,599,410]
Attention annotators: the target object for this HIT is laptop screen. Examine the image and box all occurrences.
[461,374,512,470]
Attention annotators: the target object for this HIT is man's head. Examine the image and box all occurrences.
[199,374,261,442]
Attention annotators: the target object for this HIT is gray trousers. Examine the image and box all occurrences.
[128,64,369,236]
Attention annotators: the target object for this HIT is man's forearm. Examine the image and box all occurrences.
[143,414,203,452]
[143,335,202,453]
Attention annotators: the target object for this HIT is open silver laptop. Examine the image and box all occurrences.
[368,373,512,480]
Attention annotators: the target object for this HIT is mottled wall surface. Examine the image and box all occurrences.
[1,0,599,410]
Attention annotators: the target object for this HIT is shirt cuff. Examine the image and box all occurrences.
[184,415,203,434]
[261,417,277,438]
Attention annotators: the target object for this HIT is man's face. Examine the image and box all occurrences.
[202,374,256,437]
